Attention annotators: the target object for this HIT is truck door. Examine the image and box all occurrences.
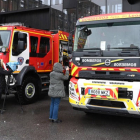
[36,36,52,72]
[10,31,29,72]
[29,35,39,69]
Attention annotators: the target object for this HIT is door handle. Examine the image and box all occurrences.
[49,60,52,64]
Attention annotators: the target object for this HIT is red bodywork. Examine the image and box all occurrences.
[0,26,70,73]
[52,30,69,63]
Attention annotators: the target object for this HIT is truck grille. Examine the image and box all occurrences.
[88,99,126,108]
[79,70,140,81]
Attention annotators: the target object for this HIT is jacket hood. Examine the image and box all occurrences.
[53,63,63,73]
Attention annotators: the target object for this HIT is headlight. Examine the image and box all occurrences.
[2,47,6,53]
[75,57,81,65]
[69,81,79,100]
[75,57,80,61]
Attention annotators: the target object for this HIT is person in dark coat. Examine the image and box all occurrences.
[48,62,69,123]
[0,60,13,100]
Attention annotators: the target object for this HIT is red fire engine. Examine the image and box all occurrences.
[0,23,72,104]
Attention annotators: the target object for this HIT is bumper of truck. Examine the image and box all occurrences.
[72,106,140,118]
[70,100,140,115]
[69,78,140,116]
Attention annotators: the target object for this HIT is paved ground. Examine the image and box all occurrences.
[0,94,140,140]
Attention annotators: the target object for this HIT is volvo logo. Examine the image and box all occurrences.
[105,59,111,66]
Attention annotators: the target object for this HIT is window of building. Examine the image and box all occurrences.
[0,0,50,12]
[27,0,41,9]
[51,0,62,5]
[20,0,25,8]
[0,0,8,12]
[77,0,91,18]
[50,8,64,31]
[11,0,19,11]
[39,37,50,57]
[91,0,106,14]
[42,0,50,6]
[63,9,75,32]
[30,36,38,56]
[77,0,106,19]
[107,0,122,13]
[51,0,63,11]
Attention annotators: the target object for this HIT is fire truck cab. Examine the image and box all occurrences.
[0,23,71,104]
[69,12,140,117]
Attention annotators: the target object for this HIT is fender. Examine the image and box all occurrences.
[16,66,41,86]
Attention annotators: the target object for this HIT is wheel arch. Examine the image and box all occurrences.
[16,66,41,89]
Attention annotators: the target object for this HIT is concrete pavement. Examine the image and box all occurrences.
[0,95,140,140]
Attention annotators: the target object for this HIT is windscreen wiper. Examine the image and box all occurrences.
[82,48,103,56]
[111,46,140,55]
[82,48,101,50]
[110,47,140,56]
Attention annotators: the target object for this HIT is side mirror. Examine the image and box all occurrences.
[68,34,73,46]
[68,47,72,54]
[84,29,91,36]
[87,29,91,36]
[17,40,25,52]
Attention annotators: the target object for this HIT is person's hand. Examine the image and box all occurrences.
[66,67,69,71]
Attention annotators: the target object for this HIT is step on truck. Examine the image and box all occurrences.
[0,23,72,104]
[69,12,140,117]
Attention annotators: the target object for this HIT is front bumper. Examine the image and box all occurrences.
[69,78,140,116]
[73,106,140,118]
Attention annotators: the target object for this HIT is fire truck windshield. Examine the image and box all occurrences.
[0,31,11,48]
[74,21,140,52]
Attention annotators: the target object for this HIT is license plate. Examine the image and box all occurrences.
[89,89,110,96]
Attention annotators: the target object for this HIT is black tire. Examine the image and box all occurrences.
[16,76,39,105]
[0,75,6,101]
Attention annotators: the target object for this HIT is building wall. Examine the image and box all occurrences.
[63,0,77,9]
[123,0,140,12]
[1,8,50,30]
[0,0,124,32]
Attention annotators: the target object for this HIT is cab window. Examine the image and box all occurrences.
[12,32,27,56]
[30,36,38,57]
[38,37,50,57]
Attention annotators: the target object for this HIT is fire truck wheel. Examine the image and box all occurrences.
[17,76,39,105]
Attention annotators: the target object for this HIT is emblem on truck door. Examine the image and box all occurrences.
[105,59,111,66]
[18,57,24,65]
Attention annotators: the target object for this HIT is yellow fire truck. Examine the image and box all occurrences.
[69,12,140,117]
